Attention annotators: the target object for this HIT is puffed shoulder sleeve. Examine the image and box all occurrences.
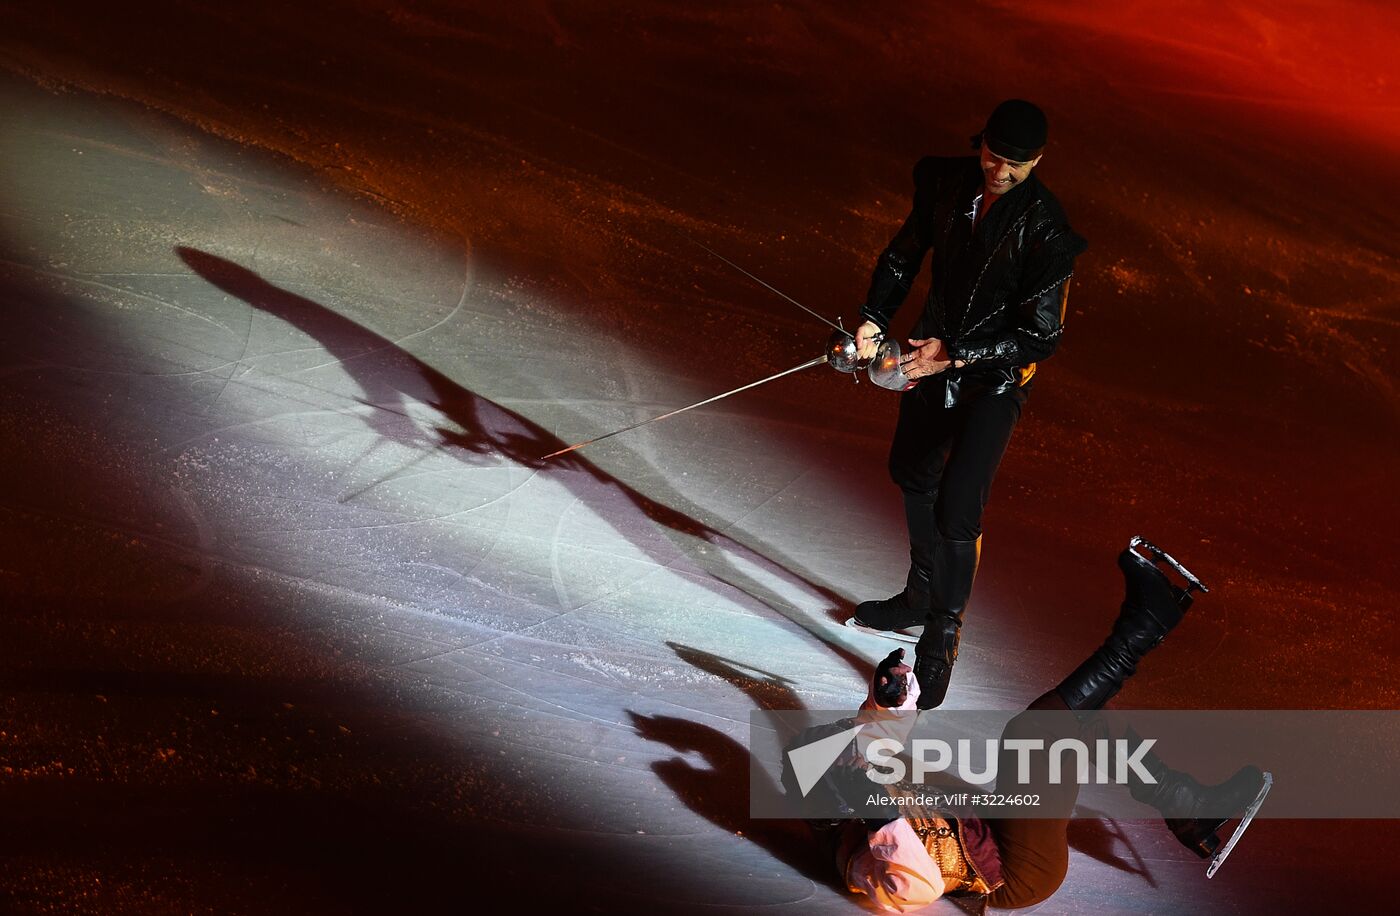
[845,819,946,912]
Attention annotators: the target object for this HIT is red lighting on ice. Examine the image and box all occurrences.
[993,0,1400,151]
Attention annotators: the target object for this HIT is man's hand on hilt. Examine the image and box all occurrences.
[874,648,913,708]
[854,320,883,361]
[899,337,953,380]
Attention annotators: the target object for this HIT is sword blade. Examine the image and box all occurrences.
[542,354,828,460]
[686,235,851,337]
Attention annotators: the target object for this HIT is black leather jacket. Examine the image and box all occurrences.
[861,156,1087,406]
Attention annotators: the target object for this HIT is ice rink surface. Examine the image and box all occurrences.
[0,3,1396,913]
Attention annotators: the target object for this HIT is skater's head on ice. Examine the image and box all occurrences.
[973,99,1047,197]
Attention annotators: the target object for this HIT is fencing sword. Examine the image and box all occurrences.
[684,235,853,338]
[541,353,828,460]
[542,242,898,461]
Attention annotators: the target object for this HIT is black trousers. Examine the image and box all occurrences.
[888,381,1024,541]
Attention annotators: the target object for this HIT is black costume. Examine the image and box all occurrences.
[856,153,1087,708]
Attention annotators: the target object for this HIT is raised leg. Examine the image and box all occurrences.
[1051,538,1261,857]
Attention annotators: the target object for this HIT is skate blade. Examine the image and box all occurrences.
[1206,771,1272,879]
[1128,535,1209,595]
[843,617,921,644]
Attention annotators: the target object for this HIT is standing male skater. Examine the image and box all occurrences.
[850,99,1088,708]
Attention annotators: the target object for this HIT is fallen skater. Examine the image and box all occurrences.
[793,537,1269,911]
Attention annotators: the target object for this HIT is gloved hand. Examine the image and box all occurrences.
[873,648,912,708]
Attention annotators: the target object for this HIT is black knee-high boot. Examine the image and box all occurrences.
[1055,541,1263,858]
[1054,544,1194,710]
[913,535,980,709]
[853,493,940,631]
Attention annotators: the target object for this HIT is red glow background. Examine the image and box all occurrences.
[0,1,1396,913]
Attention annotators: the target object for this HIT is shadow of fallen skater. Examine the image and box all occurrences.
[1066,811,1157,886]
[626,709,840,890]
[623,644,844,888]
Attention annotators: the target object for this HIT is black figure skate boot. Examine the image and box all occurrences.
[1055,536,1209,710]
[852,494,941,633]
[913,536,981,709]
[1128,742,1268,859]
[853,564,932,632]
